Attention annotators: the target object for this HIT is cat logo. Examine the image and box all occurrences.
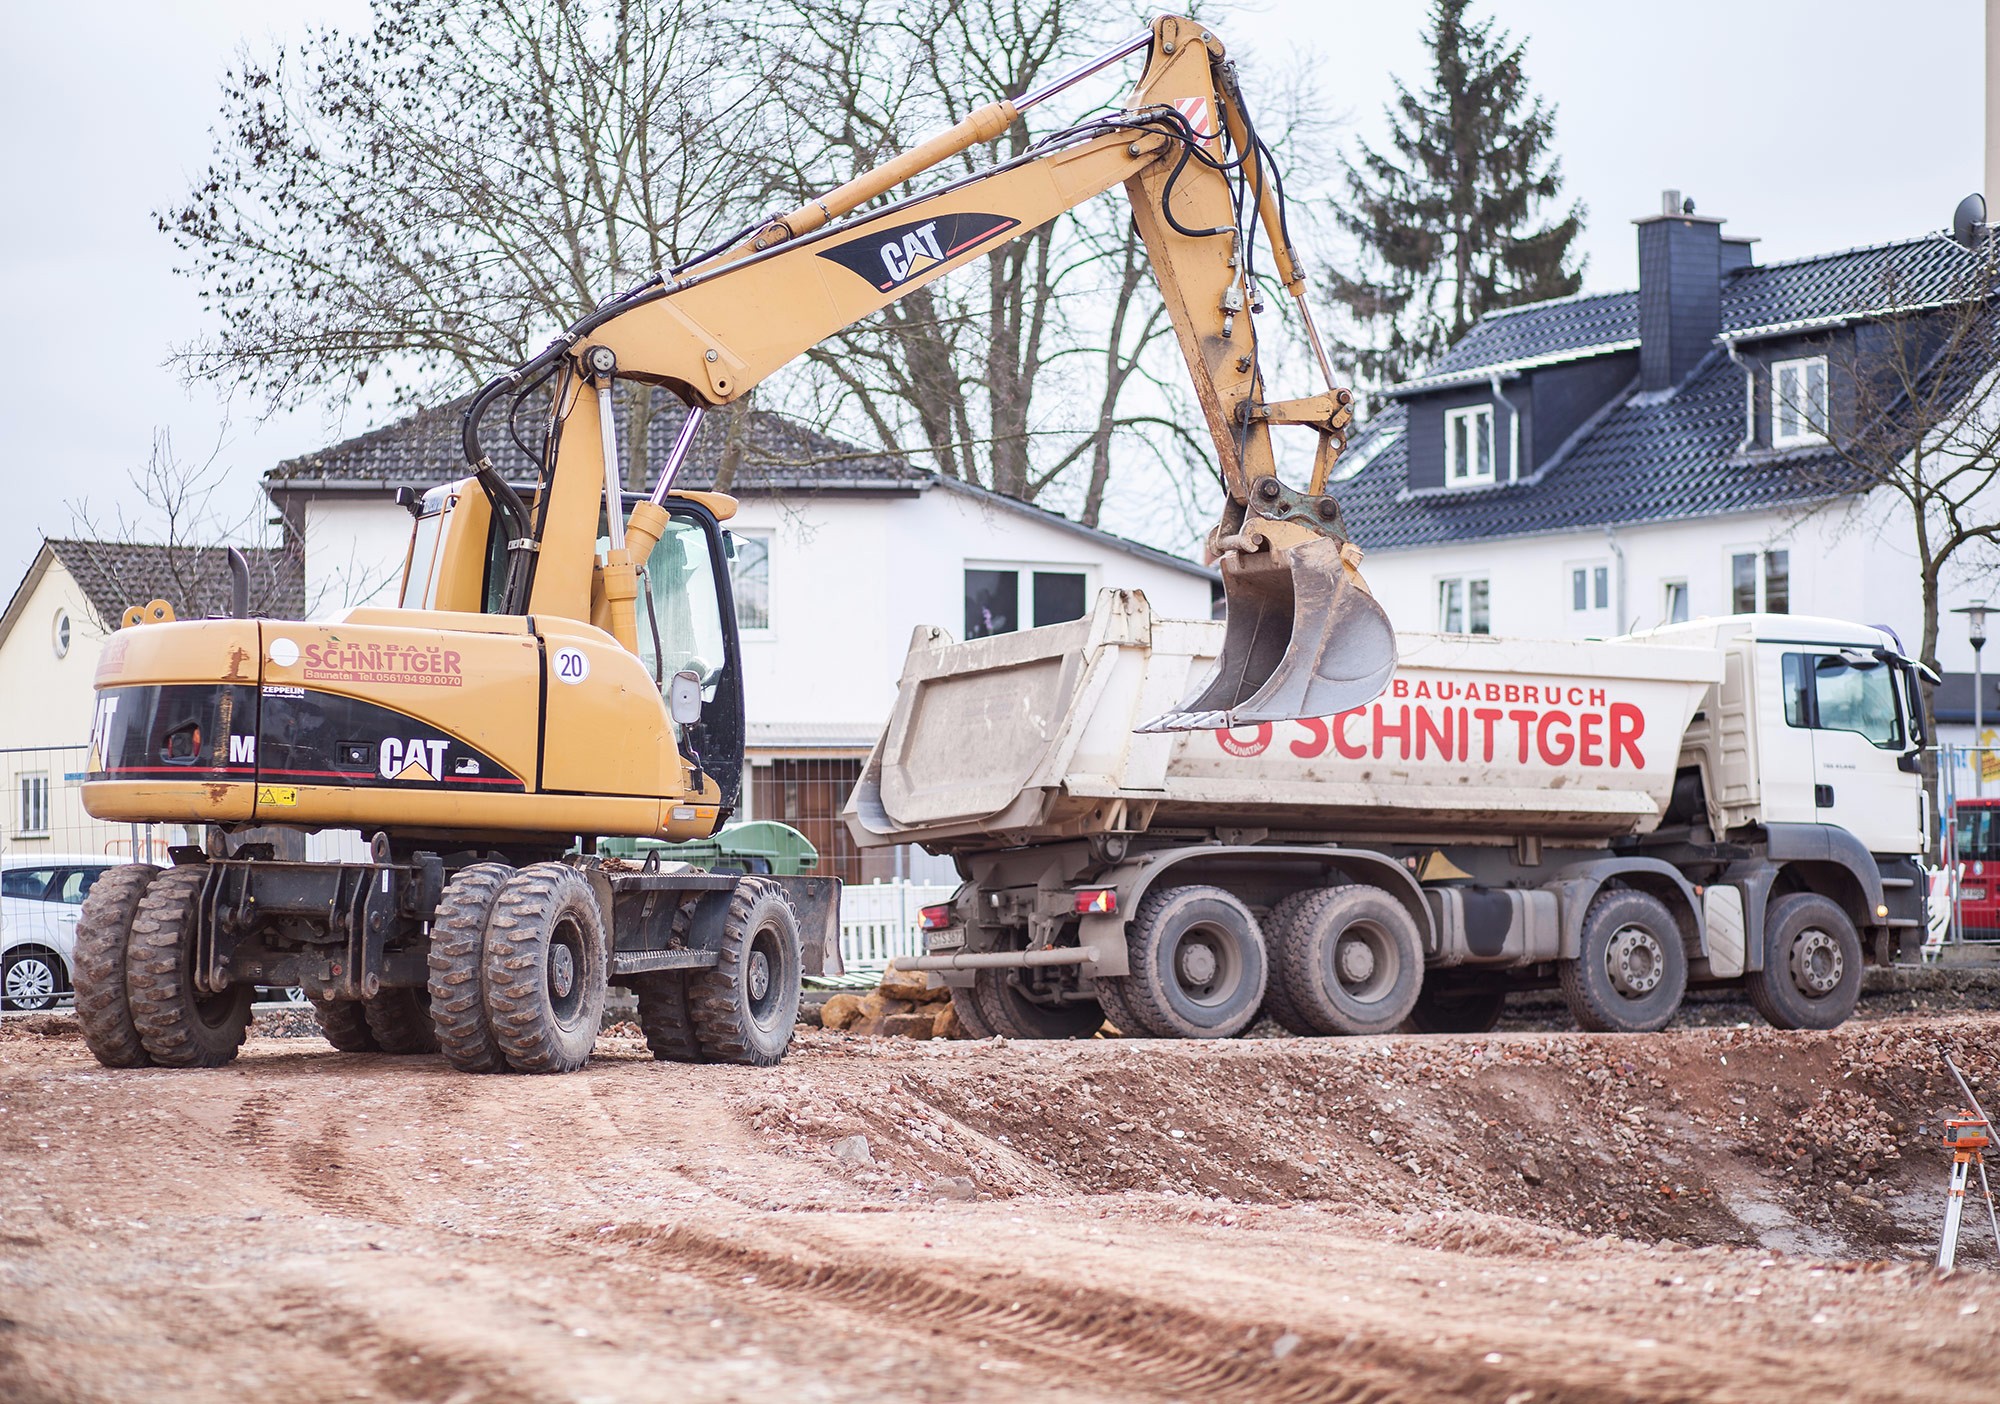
[817,211,1020,292]
[380,737,449,783]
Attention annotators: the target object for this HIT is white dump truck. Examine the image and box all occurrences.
[844,591,1932,1039]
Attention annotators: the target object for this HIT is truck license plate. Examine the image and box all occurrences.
[925,928,965,951]
[1965,886,1987,901]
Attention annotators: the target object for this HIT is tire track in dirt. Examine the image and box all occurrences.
[232,1088,404,1220]
[597,1222,1634,1404]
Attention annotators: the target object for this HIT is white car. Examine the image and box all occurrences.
[2,855,116,1011]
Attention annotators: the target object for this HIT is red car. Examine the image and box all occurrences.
[1955,797,2000,937]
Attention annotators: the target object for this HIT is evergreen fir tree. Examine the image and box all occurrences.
[1330,0,1585,385]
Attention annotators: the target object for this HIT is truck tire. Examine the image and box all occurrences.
[125,865,252,1068]
[972,969,1104,1039]
[309,997,380,1052]
[1558,888,1687,1034]
[1746,892,1862,1031]
[1256,890,1324,1036]
[72,863,161,1068]
[1123,885,1268,1040]
[947,984,998,1039]
[1406,985,1507,1034]
[362,988,438,1054]
[1271,885,1424,1036]
[427,861,514,1072]
[484,863,609,1074]
[631,972,705,1062]
[1089,972,1148,1039]
[690,878,802,1066]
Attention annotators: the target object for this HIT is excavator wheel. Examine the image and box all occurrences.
[309,996,380,1053]
[362,988,439,1054]
[1121,885,1267,1040]
[125,865,252,1068]
[1270,885,1424,1036]
[426,862,515,1072]
[690,879,802,1066]
[484,863,609,1074]
[970,969,1104,1040]
[72,863,162,1068]
[630,897,705,1062]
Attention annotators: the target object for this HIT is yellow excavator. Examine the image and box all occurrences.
[71,14,1395,1074]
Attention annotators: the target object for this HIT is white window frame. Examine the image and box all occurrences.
[1662,579,1690,625]
[17,772,48,838]
[726,529,773,635]
[963,560,1096,640]
[1770,355,1829,447]
[1444,405,1496,488]
[1566,560,1612,616]
[1436,575,1491,635]
[1726,546,1791,615]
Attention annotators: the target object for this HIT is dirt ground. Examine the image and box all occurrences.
[6,1009,2000,1403]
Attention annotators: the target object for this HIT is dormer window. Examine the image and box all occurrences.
[1445,405,1495,487]
[1770,356,1829,447]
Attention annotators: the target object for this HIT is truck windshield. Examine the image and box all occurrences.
[1959,807,2000,861]
[638,514,728,701]
[1783,652,1904,750]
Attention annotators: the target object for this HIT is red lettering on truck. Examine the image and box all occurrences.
[1215,724,1272,757]
[1333,709,1368,759]
[1536,710,1574,765]
[1609,702,1645,768]
[1290,718,1327,759]
[1416,706,1453,760]
[1508,709,1537,763]
[1474,707,1503,762]
[1373,704,1412,759]
[1578,710,1604,766]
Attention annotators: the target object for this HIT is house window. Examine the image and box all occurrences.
[1663,580,1690,624]
[1730,549,1790,614]
[51,609,71,659]
[17,773,48,837]
[1771,356,1829,447]
[1570,565,1609,613]
[1444,405,1495,487]
[964,564,1092,640]
[727,531,770,631]
[1437,576,1491,634]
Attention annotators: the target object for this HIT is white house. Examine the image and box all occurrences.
[1329,191,2000,791]
[265,401,1217,881]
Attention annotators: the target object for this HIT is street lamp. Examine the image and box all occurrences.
[1955,600,1990,796]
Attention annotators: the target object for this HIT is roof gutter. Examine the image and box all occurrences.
[1723,339,1756,453]
[1488,372,1526,481]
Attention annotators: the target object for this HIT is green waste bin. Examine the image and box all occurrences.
[597,820,819,875]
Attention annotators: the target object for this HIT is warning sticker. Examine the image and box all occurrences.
[256,785,299,807]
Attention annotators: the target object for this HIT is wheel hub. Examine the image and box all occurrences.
[747,949,771,1003]
[1790,928,1843,994]
[1178,940,1219,986]
[5,959,54,1003]
[1606,926,1664,997]
[549,944,576,1000]
[1336,937,1377,985]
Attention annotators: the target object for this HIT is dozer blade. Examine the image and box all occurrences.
[1136,535,1397,732]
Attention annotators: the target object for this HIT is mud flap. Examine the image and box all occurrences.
[1138,535,1396,731]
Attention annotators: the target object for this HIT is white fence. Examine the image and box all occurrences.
[838,879,956,966]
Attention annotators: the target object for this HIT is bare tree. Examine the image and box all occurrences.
[1784,244,2000,750]
[163,0,775,487]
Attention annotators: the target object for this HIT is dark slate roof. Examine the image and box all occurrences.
[1392,233,1989,393]
[1334,352,1860,552]
[267,395,923,494]
[47,540,305,626]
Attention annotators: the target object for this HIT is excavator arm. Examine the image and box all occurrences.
[458,13,1395,729]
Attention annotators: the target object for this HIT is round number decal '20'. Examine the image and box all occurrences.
[552,647,590,685]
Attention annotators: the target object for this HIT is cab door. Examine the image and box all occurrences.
[1788,651,1923,854]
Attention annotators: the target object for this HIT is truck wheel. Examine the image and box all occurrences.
[362,988,438,1054]
[1255,891,1323,1035]
[690,879,802,1066]
[125,866,252,1068]
[309,997,380,1052]
[484,863,609,1074]
[972,969,1104,1039]
[1272,885,1424,1036]
[631,972,705,1062]
[426,862,514,1072]
[947,984,998,1039]
[1746,893,1862,1030]
[1089,973,1149,1038]
[1558,888,1687,1034]
[1123,885,1268,1039]
[1406,986,1507,1034]
[73,863,161,1067]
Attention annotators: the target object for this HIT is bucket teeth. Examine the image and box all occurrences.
[1135,535,1397,733]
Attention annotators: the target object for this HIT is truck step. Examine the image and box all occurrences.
[612,949,722,976]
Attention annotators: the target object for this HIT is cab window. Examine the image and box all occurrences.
[1959,808,2000,861]
[398,488,453,609]
[1780,651,1904,749]
[638,514,730,700]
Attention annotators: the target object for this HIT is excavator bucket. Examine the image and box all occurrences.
[1136,535,1396,732]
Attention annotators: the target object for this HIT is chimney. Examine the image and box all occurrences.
[1633,189,1726,392]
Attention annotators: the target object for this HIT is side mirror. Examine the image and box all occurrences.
[669,669,704,727]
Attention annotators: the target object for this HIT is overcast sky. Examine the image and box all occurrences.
[0,0,1984,583]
